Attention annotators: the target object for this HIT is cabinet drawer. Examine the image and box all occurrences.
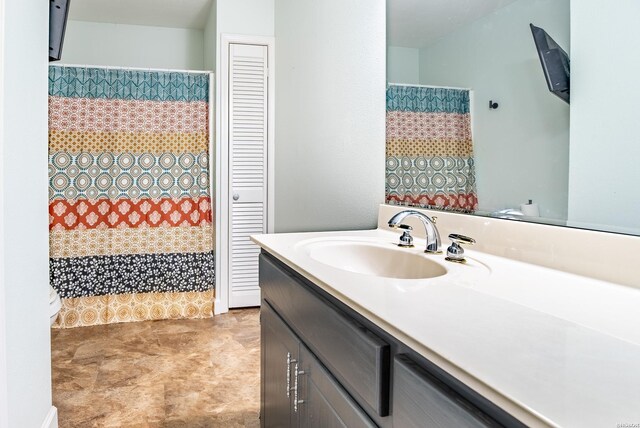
[260,253,390,417]
[393,355,501,428]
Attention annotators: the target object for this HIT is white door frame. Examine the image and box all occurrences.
[215,34,275,314]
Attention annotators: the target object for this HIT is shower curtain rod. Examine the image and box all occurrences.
[387,82,472,91]
[49,63,213,75]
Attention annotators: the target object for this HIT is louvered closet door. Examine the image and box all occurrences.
[228,43,269,308]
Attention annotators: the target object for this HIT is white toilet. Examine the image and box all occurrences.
[49,286,61,326]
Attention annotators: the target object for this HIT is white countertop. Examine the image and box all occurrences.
[252,228,640,428]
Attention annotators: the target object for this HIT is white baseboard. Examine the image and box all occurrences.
[213,298,228,315]
[41,406,58,428]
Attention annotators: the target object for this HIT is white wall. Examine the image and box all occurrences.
[567,0,640,234]
[0,0,54,427]
[418,0,570,220]
[387,46,420,84]
[274,0,386,232]
[60,20,205,70]
[217,0,274,37]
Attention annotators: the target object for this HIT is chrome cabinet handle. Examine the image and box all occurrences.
[233,193,240,201]
[286,352,291,397]
[293,362,305,412]
[286,353,297,398]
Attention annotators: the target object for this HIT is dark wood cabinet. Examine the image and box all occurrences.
[261,301,376,428]
[261,302,299,428]
[259,251,525,428]
[298,345,376,428]
[393,355,501,428]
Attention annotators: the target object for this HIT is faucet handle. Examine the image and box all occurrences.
[396,224,412,231]
[397,227,414,248]
[446,234,475,263]
[448,234,475,246]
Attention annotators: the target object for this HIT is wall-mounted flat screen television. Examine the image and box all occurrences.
[530,23,570,104]
[49,0,71,61]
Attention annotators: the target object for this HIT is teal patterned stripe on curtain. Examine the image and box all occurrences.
[48,66,209,102]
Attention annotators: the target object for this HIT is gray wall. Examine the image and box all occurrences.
[203,0,217,71]
[274,0,386,232]
[387,46,419,84]
[0,0,53,427]
[568,0,640,234]
[60,20,206,70]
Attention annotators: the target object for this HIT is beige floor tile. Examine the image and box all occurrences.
[52,309,260,428]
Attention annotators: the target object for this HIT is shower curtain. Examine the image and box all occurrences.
[48,66,215,328]
[385,85,478,211]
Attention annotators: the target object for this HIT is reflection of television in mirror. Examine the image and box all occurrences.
[530,23,570,104]
[49,0,71,61]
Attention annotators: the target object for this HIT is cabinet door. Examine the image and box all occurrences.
[393,355,500,428]
[298,345,376,428]
[261,302,299,428]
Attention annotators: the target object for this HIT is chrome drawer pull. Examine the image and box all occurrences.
[286,352,292,397]
[293,362,305,412]
[287,353,298,398]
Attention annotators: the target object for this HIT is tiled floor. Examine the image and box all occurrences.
[51,309,261,428]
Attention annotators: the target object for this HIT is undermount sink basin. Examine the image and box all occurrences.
[301,240,448,280]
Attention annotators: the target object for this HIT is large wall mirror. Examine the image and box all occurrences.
[386,0,638,236]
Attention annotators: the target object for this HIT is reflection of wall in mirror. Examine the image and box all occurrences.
[387,0,570,221]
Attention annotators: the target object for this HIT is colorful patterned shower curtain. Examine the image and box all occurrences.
[385,85,478,211]
[48,66,215,328]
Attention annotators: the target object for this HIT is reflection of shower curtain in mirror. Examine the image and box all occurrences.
[385,85,478,211]
[48,66,215,328]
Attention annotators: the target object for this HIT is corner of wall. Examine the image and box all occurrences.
[203,0,217,71]
[1,0,53,426]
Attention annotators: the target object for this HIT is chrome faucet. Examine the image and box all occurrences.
[388,210,442,254]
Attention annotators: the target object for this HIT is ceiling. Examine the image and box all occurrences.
[68,0,214,30]
[68,0,516,41]
[388,0,519,48]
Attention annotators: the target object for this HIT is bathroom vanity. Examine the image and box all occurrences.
[253,206,640,428]
[259,252,521,427]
